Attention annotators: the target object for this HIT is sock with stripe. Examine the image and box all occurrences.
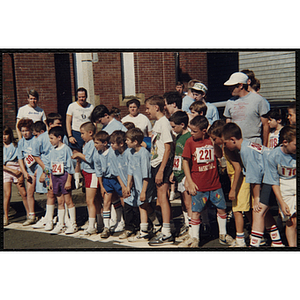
[113,200,123,222]
[191,218,201,240]
[103,211,111,228]
[266,225,283,246]
[217,213,227,235]
[236,232,245,245]
[250,230,264,247]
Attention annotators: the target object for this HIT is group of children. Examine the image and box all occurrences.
[3,97,297,248]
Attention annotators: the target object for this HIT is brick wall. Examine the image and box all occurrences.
[2,53,16,129]
[14,53,58,116]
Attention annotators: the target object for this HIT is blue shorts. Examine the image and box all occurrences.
[69,130,85,151]
[192,188,226,213]
[102,177,123,197]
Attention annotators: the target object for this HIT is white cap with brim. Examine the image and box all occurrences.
[224,72,249,86]
[191,82,208,94]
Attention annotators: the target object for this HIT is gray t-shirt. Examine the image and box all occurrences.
[224,92,270,142]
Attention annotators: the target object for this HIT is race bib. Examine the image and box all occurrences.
[278,165,296,177]
[52,162,64,175]
[25,154,36,168]
[248,142,263,153]
[173,156,182,171]
[196,145,214,164]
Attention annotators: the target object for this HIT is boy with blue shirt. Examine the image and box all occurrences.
[72,122,103,235]
[121,128,152,241]
[90,104,127,135]
[222,122,284,247]
[31,113,69,231]
[263,125,296,247]
[48,126,78,234]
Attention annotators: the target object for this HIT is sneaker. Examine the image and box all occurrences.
[81,228,97,236]
[178,236,195,248]
[128,231,150,242]
[32,217,47,229]
[178,224,189,237]
[169,191,176,201]
[81,220,89,230]
[100,227,110,239]
[190,237,200,248]
[229,239,246,248]
[50,223,65,234]
[110,221,125,233]
[148,232,174,246]
[3,217,9,226]
[65,222,78,234]
[271,242,285,247]
[119,230,134,239]
[22,215,37,226]
[219,234,234,246]
[44,219,54,231]
[260,237,267,246]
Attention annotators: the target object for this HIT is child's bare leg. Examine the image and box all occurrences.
[285,215,297,247]
[182,190,192,217]
[26,175,36,214]
[4,182,12,220]
[56,193,65,225]
[250,204,268,246]
[233,211,244,233]
[85,187,97,218]
[157,183,171,223]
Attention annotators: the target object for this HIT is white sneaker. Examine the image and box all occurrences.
[32,217,47,229]
[169,191,176,201]
[80,228,97,236]
[65,222,78,234]
[110,221,125,233]
[229,239,246,248]
[22,215,37,226]
[50,223,65,234]
[44,219,54,231]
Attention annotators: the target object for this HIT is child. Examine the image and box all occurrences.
[266,108,284,148]
[96,131,126,238]
[31,121,48,195]
[110,106,122,122]
[17,118,38,226]
[222,122,284,247]
[189,101,207,120]
[48,126,78,234]
[208,120,251,247]
[121,128,152,241]
[287,101,296,125]
[72,122,103,235]
[145,95,175,246]
[181,116,233,248]
[168,111,192,240]
[31,113,69,231]
[3,126,27,226]
[263,125,296,247]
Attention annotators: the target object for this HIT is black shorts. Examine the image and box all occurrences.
[260,183,277,206]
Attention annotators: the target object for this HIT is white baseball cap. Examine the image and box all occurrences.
[191,82,208,94]
[224,72,249,86]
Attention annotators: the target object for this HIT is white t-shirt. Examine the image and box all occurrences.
[16,104,46,123]
[150,116,174,168]
[121,113,152,136]
[66,101,94,132]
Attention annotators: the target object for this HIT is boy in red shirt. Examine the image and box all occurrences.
[182,116,233,247]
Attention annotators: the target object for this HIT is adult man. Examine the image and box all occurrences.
[66,87,94,188]
[223,72,270,146]
[191,82,219,125]
[16,89,47,140]
[121,98,152,137]
[181,79,201,113]
[175,81,185,98]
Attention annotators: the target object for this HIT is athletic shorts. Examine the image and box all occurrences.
[229,174,251,212]
[3,162,20,183]
[102,177,122,197]
[151,160,173,185]
[69,130,85,151]
[51,172,74,195]
[278,177,296,221]
[192,188,226,213]
[82,170,99,189]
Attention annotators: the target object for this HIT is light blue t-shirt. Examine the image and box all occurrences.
[182,95,194,114]
[102,118,128,135]
[224,92,270,143]
[17,136,39,175]
[94,148,109,178]
[126,146,152,207]
[49,144,75,175]
[240,139,271,184]
[3,143,18,164]
[82,139,97,173]
[263,146,296,186]
[206,102,219,125]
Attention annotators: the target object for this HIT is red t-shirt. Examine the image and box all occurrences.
[182,137,221,192]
